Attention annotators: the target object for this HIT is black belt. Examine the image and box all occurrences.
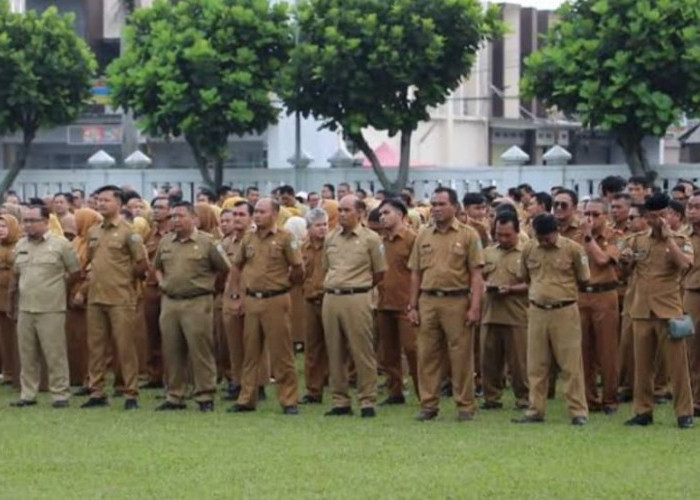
[687,288,700,293]
[422,288,471,298]
[166,291,212,300]
[530,300,576,310]
[579,283,618,293]
[246,288,289,299]
[325,287,372,296]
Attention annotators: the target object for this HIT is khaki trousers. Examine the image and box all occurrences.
[238,293,298,408]
[86,304,139,400]
[134,298,148,378]
[480,323,528,406]
[17,311,69,402]
[579,291,619,408]
[683,291,700,409]
[303,300,328,397]
[322,292,377,409]
[632,318,693,417]
[376,309,418,398]
[160,295,216,404]
[213,301,229,381]
[65,308,88,386]
[143,285,164,384]
[526,304,588,418]
[618,311,634,394]
[0,312,19,387]
[417,295,475,414]
[222,311,269,387]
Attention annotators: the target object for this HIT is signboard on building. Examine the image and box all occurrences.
[67,125,122,145]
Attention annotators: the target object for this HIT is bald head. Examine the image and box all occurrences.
[339,195,361,230]
[253,197,279,230]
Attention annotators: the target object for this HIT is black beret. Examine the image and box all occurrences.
[643,192,669,211]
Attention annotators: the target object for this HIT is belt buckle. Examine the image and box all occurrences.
[585,286,594,293]
[436,291,445,297]
[544,304,553,310]
[255,292,263,299]
[333,289,341,295]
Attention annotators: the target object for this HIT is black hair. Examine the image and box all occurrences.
[197,188,216,203]
[668,200,685,219]
[379,198,408,217]
[517,183,534,195]
[534,192,553,212]
[462,192,486,207]
[323,183,335,196]
[122,190,141,204]
[671,185,687,195]
[278,185,295,196]
[246,186,259,195]
[151,196,169,208]
[54,192,75,204]
[494,210,520,233]
[367,207,381,224]
[28,197,46,206]
[217,185,233,198]
[171,200,195,214]
[28,205,51,220]
[555,188,578,207]
[643,192,669,211]
[532,213,558,236]
[433,187,459,205]
[628,176,650,188]
[600,175,627,196]
[95,185,124,204]
[234,200,254,216]
[612,193,631,203]
[630,203,647,216]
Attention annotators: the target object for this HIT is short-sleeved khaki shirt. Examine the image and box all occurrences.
[378,227,416,310]
[622,229,694,319]
[14,233,80,313]
[234,226,302,292]
[302,238,325,299]
[482,242,528,325]
[519,235,590,304]
[684,229,700,290]
[221,231,246,312]
[155,230,230,297]
[87,218,146,306]
[323,225,387,289]
[408,219,484,291]
[587,227,620,285]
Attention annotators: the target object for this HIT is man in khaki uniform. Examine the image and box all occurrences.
[579,198,620,413]
[228,198,303,415]
[142,195,170,389]
[480,211,529,410]
[622,193,694,429]
[300,207,329,404]
[154,201,231,412]
[684,192,700,416]
[408,187,484,422]
[513,213,590,425]
[8,206,80,408]
[82,185,148,410]
[220,202,269,401]
[553,189,584,241]
[376,198,418,404]
[323,195,386,418]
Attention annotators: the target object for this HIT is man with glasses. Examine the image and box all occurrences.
[553,189,583,242]
[142,196,170,389]
[621,193,694,429]
[610,193,632,236]
[9,206,80,408]
[578,198,620,414]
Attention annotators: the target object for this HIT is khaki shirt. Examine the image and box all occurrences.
[87,218,146,306]
[622,229,693,319]
[586,227,620,285]
[302,238,325,300]
[560,217,584,242]
[685,229,700,290]
[222,232,246,312]
[145,224,169,286]
[155,230,230,297]
[408,219,484,290]
[378,227,416,310]
[482,242,528,326]
[323,225,387,289]
[14,233,80,313]
[234,226,302,291]
[519,235,590,304]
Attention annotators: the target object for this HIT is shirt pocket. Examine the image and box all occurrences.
[482,261,497,277]
[15,254,29,269]
[418,245,434,270]
[449,242,467,267]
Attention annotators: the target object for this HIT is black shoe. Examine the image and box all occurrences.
[52,400,69,409]
[258,387,267,401]
[124,399,139,411]
[198,401,214,413]
[603,406,617,416]
[324,406,353,416]
[474,386,484,399]
[415,410,438,421]
[618,392,633,403]
[299,394,322,405]
[155,401,187,411]
[457,411,475,422]
[624,413,653,426]
[571,416,588,426]
[360,407,376,418]
[480,401,503,410]
[283,405,299,415]
[440,383,453,398]
[10,399,37,408]
[81,397,108,409]
[73,386,91,397]
[227,404,256,413]
[694,407,700,418]
[379,395,405,406]
[222,385,241,401]
[678,415,694,429]
[512,414,545,424]
[140,381,164,390]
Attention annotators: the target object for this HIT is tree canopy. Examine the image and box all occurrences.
[108,0,293,188]
[522,0,700,175]
[0,1,96,193]
[281,0,503,191]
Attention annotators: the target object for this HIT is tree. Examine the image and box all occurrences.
[522,0,700,176]
[0,2,96,194]
[108,0,293,189]
[281,0,503,192]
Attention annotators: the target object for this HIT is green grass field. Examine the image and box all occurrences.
[1,364,699,500]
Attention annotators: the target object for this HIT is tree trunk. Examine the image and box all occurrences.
[394,129,412,192]
[0,129,35,196]
[617,135,650,177]
[186,136,215,188]
[349,132,393,191]
[214,158,224,190]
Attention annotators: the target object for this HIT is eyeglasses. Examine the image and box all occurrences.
[583,211,602,218]
[553,201,569,209]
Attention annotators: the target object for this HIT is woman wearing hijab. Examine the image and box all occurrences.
[0,214,20,388]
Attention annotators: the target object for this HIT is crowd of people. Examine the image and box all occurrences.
[1,174,699,429]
